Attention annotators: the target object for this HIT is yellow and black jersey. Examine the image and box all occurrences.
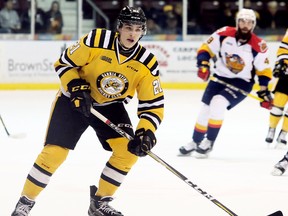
[276,29,288,65]
[54,28,164,132]
[274,29,288,95]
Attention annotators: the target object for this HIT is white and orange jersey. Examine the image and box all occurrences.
[197,26,272,83]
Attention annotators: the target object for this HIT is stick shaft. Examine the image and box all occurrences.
[90,107,238,216]
[0,115,11,136]
[210,76,262,101]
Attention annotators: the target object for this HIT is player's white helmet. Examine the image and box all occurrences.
[236,8,256,31]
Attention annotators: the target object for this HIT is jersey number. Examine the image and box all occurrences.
[153,79,163,95]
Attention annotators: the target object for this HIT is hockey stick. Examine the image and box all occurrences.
[210,76,263,101]
[90,107,238,216]
[90,107,283,216]
[0,115,26,138]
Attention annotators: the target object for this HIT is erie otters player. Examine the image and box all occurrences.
[178,8,273,158]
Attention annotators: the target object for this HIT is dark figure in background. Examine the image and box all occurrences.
[141,0,162,23]
[160,4,182,32]
[0,0,21,33]
[146,18,162,35]
[216,2,235,28]
[45,0,63,34]
[259,1,287,30]
[163,13,182,34]
[21,0,46,33]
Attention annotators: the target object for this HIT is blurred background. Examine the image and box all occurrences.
[0,0,284,90]
[0,0,287,41]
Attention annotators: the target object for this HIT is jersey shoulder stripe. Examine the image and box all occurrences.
[279,40,288,51]
[83,28,116,49]
[249,34,268,53]
[217,26,236,37]
[135,46,159,76]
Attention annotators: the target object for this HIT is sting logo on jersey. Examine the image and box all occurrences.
[225,52,245,74]
[96,72,129,99]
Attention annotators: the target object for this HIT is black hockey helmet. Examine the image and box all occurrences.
[117,6,147,35]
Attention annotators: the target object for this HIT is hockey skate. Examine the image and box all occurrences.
[194,139,214,159]
[271,157,288,176]
[265,127,275,144]
[275,130,287,149]
[11,196,35,216]
[178,141,197,156]
[88,185,124,216]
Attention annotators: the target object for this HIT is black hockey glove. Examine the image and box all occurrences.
[197,60,210,81]
[257,89,273,110]
[128,128,156,157]
[67,79,92,117]
[273,60,287,78]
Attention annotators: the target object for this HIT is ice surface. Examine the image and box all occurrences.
[1,89,287,216]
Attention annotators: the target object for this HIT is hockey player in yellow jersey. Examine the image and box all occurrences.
[270,29,288,176]
[265,29,288,149]
[11,6,164,216]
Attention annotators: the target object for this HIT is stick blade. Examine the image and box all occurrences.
[267,211,283,216]
[9,133,26,139]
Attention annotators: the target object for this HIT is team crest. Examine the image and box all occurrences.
[96,72,129,98]
[225,53,245,74]
[258,40,268,53]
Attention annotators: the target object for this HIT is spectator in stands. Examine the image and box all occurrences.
[21,0,46,33]
[217,2,235,28]
[146,18,162,35]
[160,4,182,33]
[187,0,201,34]
[162,13,181,35]
[259,1,287,30]
[45,1,63,34]
[141,0,162,23]
[173,2,183,31]
[0,0,21,33]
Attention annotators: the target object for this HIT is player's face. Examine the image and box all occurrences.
[238,18,254,33]
[118,23,143,48]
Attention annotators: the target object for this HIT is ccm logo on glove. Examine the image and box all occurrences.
[128,128,156,157]
[67,79,92,117]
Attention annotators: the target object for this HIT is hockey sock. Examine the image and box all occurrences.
[282,111,288,132]
[205,95,228,141]
[21,144,69,199]
[96,137,136,197]
[269,106,283,128]
[193,105,209,143]
[193,123,207,143]
[207,119,223,141]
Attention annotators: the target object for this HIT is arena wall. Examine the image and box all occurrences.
[0,40,280,90]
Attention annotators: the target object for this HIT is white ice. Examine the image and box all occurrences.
[1,89,287,216]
